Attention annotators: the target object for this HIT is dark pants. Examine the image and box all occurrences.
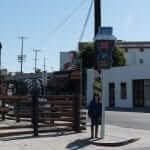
[91,119,101,138]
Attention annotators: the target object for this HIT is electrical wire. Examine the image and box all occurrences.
[78,0,94,43]
[48,0,88,36]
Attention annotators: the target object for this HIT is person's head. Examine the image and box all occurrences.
[94,93,102,103]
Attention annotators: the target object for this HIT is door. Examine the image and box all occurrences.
[109,83,115,107]
[133,80,144,107]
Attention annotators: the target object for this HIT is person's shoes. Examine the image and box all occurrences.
[91,135,94,139]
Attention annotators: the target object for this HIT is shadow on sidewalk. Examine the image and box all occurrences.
[107,107,150,113]
[0,131,76,141]
[66,137,102,150]
[66,137,140,149]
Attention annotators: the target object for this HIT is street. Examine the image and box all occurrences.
[106,110,150,130]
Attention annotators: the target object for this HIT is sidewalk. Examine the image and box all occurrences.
[0,125,150,150]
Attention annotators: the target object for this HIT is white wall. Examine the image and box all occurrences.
[103,65,150,108]
[86,69,95,106]
[125,48,137,65]
[125,48,150,66]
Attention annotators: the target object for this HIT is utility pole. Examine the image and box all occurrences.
[18,36,27,74]
[0,42,2,85]
[94,0,101,36]
[94,0,105,139]
[43,57,46,72]
[33,49,40,73]
[43,57,47,95]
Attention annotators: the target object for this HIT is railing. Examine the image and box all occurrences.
[0,94,86,137]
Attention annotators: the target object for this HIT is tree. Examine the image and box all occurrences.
[36,69,41,73]
[112,46,126,66]
[79,42,96,69]
[79,42,126,69]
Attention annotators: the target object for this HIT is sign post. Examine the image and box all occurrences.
[94,27,116,139]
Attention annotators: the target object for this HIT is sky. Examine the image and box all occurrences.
[0,0,150,73]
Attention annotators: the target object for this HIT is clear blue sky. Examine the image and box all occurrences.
[0,0,150,73]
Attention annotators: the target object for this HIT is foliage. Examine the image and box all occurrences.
[36,69,41,73]
[79,42,96,69]
[79,42,126,69]
[112,46,126,66]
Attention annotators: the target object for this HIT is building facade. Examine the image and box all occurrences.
[103,41,150,108]
[117,41,150,66]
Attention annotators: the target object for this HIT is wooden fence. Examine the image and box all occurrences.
[0,95,86,137]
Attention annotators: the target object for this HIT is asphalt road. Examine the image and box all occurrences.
[106,110,150,130]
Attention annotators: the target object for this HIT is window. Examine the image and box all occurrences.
[120,82,127,99]
[140,48,144,52]
[139,58,144,64]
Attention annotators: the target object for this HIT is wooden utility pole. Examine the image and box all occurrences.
[94,0,101,36]
[18,36,27,74]
[33,49,40,73]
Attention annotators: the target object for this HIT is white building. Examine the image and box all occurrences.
[117,41,150,66]
[60,52,70,71]
[103,41,150,108]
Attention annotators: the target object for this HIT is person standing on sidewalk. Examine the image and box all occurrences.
[88,94,102,138]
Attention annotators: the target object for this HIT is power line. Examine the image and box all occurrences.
[78,0,94,43]
[48,0,88,36]
[18,36,27,73]
[33,49,41,73]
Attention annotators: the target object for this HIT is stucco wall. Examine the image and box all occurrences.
[125,48,150,66]
[103,65,150,108]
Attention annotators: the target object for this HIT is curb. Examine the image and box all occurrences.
[90,138,140,147]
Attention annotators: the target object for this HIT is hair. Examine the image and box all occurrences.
[94,92,102,99]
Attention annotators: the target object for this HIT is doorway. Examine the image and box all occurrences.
[133,80,144,107]
[109,83,115,107]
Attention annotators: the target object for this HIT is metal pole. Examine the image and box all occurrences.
[100,69,105,139]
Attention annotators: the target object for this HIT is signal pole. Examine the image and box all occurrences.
[94,0,101,36]
[33,49,40,73]
[18,36,27,74]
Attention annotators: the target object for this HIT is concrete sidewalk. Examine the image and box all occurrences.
[0,125,149,150]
